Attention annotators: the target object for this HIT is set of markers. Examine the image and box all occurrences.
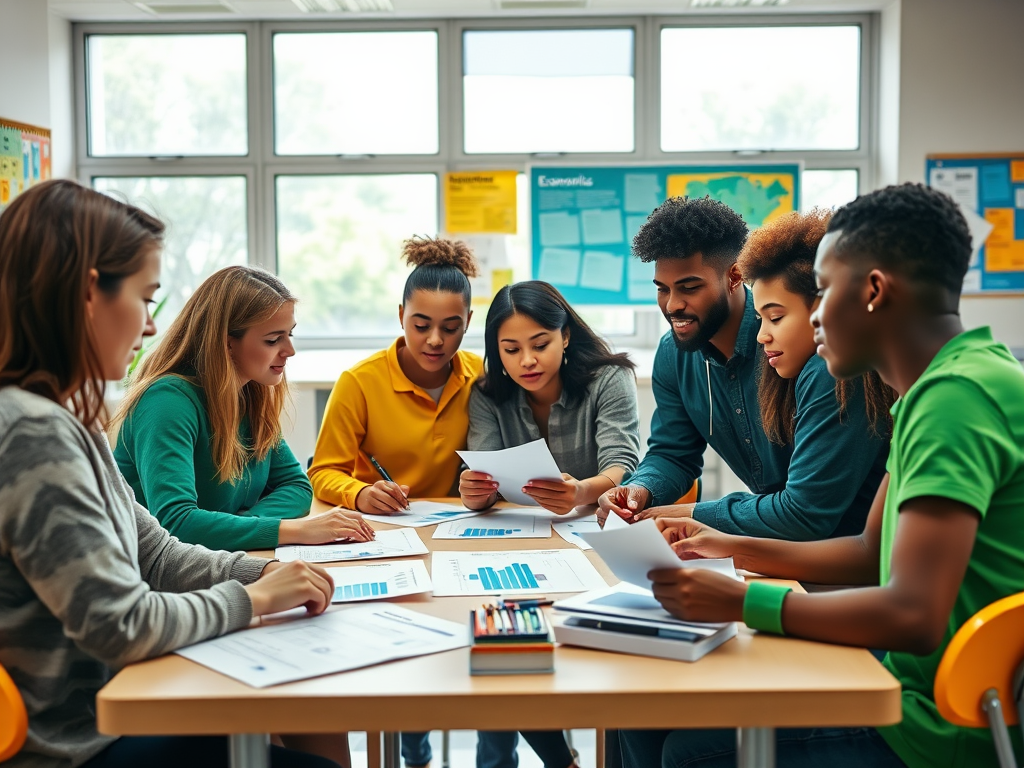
[472,599,552,640]
[469,599,554,675]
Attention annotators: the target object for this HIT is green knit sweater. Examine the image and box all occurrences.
[114,376,312,550]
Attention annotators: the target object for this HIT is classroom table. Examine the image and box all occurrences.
[96,501,901,768]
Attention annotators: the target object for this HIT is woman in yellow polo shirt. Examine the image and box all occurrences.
[310,236,481,513]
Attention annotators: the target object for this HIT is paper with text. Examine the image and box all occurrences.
[327,560,432,603]
[457,439,564,507]
[275,528,427,563]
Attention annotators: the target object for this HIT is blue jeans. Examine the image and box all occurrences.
[81,736,338,768]
[620,727,906,768]
[477,730,575,768]
[401,732,432,767]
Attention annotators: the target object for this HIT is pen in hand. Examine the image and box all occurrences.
[368,455,410,510]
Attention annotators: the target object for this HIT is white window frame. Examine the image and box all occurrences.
[73,13,877,351]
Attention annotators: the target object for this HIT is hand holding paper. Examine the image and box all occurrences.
[457,439,564,508]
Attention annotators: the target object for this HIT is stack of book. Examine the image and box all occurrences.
[469,601,554,676]
[552,583,737,662]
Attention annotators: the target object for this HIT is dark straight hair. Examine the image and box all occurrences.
[476,281,635,407]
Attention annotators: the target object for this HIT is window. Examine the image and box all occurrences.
[93,176,248,327]
[802,170,860,211]
[273,31,439,156]
[462,29,635,154]
[275,174,438,338]
[660,26,861,152]
[86,34,247,157]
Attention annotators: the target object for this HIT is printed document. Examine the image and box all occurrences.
[275,528,427,563]
[433,511,552,540]
[457,439,564,507]
[363,500,486,528]
[327,560,432,603]
[177,604,468,687]
[431,549,607,596]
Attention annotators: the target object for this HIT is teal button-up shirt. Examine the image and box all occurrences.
[629,288,888,540]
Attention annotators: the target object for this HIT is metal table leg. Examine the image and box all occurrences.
[736,727,775,768]
[229,733,270,768]
[383,731,401,768]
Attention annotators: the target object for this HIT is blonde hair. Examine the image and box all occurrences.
[112,266,296,483]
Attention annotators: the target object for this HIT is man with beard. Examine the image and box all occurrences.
[597,196,889,541]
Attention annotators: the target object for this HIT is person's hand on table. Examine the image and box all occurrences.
[246,560,335,617]
[355,481,410,515]
[632,502,695,522]
[522,473,582,515]
[648,567,747,623]
[460,469,498,510]
[657,517,740,560]
[280,508,374,544]
[596,484,650,527]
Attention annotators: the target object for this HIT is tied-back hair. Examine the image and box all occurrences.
[112,266,296,484]
[0,179,165,428]
[738,209,897,445]
[476,281,635,407]
[402,236,480,305]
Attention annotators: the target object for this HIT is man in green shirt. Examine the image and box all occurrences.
[619,182,1024,768]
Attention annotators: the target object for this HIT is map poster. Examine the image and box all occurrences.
[529,163,800,306]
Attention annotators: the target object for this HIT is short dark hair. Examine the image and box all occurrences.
[632,196,749,270]
[827,183,972,295]
[476,281,635,407]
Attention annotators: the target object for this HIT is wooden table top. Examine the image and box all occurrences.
[97,501,901,736]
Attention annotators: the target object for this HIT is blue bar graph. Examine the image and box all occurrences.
[472,562,540,591]
[338,581,389,600]
[459,528,522,537]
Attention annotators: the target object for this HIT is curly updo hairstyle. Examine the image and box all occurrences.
[402,236,480,306]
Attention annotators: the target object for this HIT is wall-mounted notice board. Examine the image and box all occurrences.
[529,163,800,305]
[0,118,51,213]
[927,153,1024,295]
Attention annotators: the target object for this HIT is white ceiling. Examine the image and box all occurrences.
[49,0,891,22]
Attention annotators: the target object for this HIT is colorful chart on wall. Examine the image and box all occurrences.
[926,154,1024,294]
[0,118,51,213]
[529,163,800,305]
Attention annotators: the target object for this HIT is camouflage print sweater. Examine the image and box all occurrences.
[0,387,269,768]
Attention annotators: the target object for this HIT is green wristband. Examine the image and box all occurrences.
[742,581,793,635]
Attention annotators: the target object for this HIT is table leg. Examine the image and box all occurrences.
[382,732,401,768]
[367,731,382,768]
[229,733,270,768]
[736,727,775,768]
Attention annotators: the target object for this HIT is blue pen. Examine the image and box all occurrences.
[368,454,410,510]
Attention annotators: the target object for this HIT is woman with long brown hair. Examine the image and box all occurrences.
[112,265,373,552]
[0,179,336,768]
[738,208,895,536]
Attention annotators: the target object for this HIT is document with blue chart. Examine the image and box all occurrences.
[363,500,487,528]
[275,528,428,563]
[430,549,607,596]
[432,511,552,539]
[328,561,432,603]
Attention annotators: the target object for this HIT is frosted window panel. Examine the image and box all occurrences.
[276,174,438,337]
[802,170,859,211]
[661,26,860,152]
[274,32,439,155]
[93,176,248,330]
[463,29,634,154]
[88,35,247,156]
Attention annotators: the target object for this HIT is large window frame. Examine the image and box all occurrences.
[74,13,877,350]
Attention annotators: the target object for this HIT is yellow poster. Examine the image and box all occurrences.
[444,171,518,234]
[666,172,796,227]
[984,207,1024,272]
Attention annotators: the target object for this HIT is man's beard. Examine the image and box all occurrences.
[665,289,732,353]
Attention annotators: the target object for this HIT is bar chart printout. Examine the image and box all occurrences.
[430,550,607,596]
[327,561,432,603]
[432,511,552,539]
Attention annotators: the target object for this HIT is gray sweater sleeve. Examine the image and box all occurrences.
[0,413,256,670]
[593,366,641,475]
[468,388,506,452]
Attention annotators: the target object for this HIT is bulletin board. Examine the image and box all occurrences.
[926,153,1024,295]
[0,118,52,213]
[529,163,801,305]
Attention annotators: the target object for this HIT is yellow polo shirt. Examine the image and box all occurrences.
[309,338,483,509]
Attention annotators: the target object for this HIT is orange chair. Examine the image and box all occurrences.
[934,592,1024,768]
[0,662,28,761]
[675,478,702,505]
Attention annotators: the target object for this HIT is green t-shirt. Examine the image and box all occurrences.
[877,327,1024,767]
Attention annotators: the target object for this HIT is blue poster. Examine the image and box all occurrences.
[530,163,801,305]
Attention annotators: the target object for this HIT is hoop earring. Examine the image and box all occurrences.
[563,352,568,366]
[867,303,875,313]
[501,367,509,377]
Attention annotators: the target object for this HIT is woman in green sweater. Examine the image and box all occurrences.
[112,265,374,552]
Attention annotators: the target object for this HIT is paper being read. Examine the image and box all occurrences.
[457,438,563,507]
[579,518,739,589]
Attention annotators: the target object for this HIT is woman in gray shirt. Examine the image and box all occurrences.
[461,281,641,514]
[460,281,640,768]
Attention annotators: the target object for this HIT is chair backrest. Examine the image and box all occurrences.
[935,591,1024,727]
[0,662,28,761]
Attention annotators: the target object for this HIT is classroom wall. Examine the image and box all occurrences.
[0,0,75,178]
[885,0,1024,348]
